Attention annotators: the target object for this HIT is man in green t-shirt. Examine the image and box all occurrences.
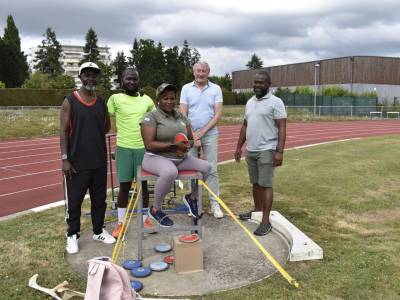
[107,68,155,237]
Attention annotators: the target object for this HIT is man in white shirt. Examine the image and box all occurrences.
[180,61,224,218]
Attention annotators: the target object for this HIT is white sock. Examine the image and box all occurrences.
[142,214,148,223]
[117,208,126,224]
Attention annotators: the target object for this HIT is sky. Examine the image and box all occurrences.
[1,0,400,76]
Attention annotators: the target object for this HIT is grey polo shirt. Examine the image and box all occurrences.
[245,92,287,152]
[140,107,190,158]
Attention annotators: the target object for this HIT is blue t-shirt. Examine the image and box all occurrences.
[180,81,223,136]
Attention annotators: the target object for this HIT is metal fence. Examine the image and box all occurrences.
[286,106,400,118]
[0,106,61,123]
[0,105,399,121]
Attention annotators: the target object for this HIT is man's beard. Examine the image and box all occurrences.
[83,84,96,91]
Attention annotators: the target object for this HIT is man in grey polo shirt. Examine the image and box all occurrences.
[180,61,224,218]
[234,71,287,236]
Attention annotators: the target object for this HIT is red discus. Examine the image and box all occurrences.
[178,233,200,243]
[163,255,174,265]
[174,133,189,144]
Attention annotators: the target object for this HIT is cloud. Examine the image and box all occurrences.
[1,0,400,75]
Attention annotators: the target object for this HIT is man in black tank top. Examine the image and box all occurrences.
[60,62,115,254]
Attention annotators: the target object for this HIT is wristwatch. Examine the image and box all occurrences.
[61,154,68,160]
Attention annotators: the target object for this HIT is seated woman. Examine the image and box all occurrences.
[140,83,211,227]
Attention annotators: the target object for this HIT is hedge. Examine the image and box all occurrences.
[0,88,240,106]
[0,88,124,106]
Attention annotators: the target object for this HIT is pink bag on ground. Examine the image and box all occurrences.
[84,258,135,300]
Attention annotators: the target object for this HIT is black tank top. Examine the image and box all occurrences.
[66,91,107,170]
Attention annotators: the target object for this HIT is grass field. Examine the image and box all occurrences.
[1,136,399,299]
[0,105,371,140]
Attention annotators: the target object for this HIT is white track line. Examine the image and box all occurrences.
[290,138,361,149]
[30,200,65,212]
[0,169,60,181]
[0,136,58,146]
[0,170,116,193]
[0,141,59,150]
[0,167,29,175]
[1,159,59,168]
[0,145,59,155]
[0,182,61,198]
[0,152,60,161]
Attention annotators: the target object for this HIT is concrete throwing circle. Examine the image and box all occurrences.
[65,214,289,297]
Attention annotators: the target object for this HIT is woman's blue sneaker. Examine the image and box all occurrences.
[182,194,198,218]
[148,207,174,227]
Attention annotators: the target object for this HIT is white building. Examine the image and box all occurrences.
[27,44,115,88]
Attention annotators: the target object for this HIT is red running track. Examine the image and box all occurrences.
[0,120,399,217]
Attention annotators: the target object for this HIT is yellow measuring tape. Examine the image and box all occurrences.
[199,180,300,288]
[111,183,141,263]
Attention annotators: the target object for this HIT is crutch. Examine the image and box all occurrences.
[62,175,69,221]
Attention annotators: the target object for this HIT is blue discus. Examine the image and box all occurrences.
[131,280,143,292]
[149,261,169,272]
[122,259,142,270]
[131,266,152,278]
[154,243,172,253]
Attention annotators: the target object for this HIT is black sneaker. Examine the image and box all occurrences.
[254,223,272,236]
[182,194,198,218]
[148,207,174,227]
[239,210,255,220]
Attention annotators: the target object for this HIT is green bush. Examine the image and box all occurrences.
[140,86,156,101]
[360,91,378,97]
[222,91,237,105]
[274,87,291,98]
[141,86,237,106]
[321,85,356,97]
[0,88,122,106]
[50,75,76,89]
[294,86,314,95]
[22,72,75,89]
[236,91,253,105]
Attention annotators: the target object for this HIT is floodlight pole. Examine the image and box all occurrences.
[314,63,320,115]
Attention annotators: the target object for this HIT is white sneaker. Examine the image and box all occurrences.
[66,234,79,254]
[211,202,223,218]
[93,229,116,244]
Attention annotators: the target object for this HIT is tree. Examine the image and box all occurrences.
[22,72,75,89]
[80,28,112,90]
[22,72,52,88]
[129,38,139,68]
[34,28,64,77]
[180,40,191,68]
[164,46,184,88]
[130,38,166,87]
[209,73,232,91]
[80,28,100,64]
[179,40,201,85]
[0,15,29,87]
[0,37,13,86]
[97,61,113,90]
[50,74,75,89]
[246,53,263,69]
[112,51,128,86]
[128,38,203,88]
[191,48,201,66]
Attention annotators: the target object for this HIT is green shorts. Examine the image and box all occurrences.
[115,146,145,183]
[245,150,275,187]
